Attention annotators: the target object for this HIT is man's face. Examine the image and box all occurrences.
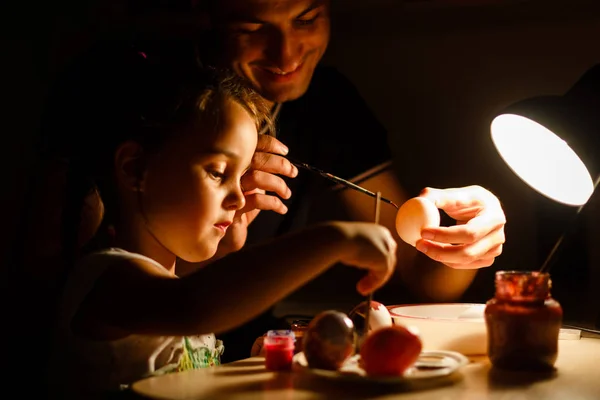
[212,0,331,103]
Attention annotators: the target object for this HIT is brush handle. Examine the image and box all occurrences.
[362,192,382,338]
[289,159,399,209]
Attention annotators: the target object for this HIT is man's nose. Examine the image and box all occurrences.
[266,29,304,72]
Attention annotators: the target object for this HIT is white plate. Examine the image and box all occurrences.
[292,350,469,384]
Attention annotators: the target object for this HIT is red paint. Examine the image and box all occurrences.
[485,271,562,371]
[264,337,295,371]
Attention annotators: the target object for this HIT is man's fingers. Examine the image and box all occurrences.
[240,193,288,215]
[251,151,298,178]
[241,170,291,200]
[421,215,506,244]
[256,134,289,155]
[419,186,504,221]
[416,228,505,265]
[443,257,497,269]
[420,185,498,208]
[443,244,502,269]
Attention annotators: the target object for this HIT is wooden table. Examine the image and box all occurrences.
[132,335,600,399]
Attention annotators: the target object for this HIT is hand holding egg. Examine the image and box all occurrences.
[395,197,441,247]
[415,186,506,268]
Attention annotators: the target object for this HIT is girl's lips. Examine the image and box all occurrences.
[214,221,232,233]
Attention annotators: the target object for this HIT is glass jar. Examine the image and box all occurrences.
[485,270,563,371]
[264,330,296,371]
[290,319,310,354]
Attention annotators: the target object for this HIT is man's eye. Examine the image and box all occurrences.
[296,13,320,26]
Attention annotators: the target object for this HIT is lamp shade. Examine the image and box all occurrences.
[491,64,600,206]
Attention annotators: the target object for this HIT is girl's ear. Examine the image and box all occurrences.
[114,140,147,192]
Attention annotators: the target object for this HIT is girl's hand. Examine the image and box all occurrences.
[250,333,267,357]
[332,222,398,296]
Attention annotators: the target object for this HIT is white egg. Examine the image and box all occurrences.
[395,197,441,246]
[349,300,393,333]
[368,302,393,331]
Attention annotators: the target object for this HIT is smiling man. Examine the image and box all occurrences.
[211,0,330,103]
[183,0,507,361]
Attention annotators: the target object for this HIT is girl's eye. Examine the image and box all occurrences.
[208,170,226,181]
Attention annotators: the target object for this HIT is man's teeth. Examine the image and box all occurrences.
[264,68,294,75]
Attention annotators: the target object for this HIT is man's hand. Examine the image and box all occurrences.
[215,135,298,256]
[416,186,506,269]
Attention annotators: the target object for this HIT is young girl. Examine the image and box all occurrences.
[47,44,397,398]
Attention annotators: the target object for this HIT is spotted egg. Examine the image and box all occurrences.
[349,300,393,333]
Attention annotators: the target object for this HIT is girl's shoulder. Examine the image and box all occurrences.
[78,247,164,272]
[67,248,169,298]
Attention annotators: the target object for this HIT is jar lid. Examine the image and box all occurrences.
[265,330,296,348]
[267,329,296,339]
[495,270,551,300]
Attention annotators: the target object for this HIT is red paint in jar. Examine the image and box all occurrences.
[485,270,562,371]
[264,330,296,371]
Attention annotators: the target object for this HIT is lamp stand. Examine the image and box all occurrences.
[535,175,600,331]
[539,175,600,273]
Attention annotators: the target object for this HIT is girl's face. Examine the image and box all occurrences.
[137,99,258,263]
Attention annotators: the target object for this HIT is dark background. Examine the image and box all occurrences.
[3,0,600,328]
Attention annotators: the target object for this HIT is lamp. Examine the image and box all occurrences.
[491,64,600,207]
[490,64,600,331]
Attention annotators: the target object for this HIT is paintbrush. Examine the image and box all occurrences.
[363,191,382,339]
[288,157,399,209]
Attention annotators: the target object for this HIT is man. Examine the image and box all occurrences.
[181,0,506,360]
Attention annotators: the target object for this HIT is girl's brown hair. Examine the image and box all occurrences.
[41,42,273,280]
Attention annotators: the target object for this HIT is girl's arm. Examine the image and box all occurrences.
[75,221,396,338]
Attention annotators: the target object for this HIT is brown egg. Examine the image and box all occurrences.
[303,310,356,370]
[395,197,441,246]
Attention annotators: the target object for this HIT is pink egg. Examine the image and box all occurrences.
[395,197,441,246]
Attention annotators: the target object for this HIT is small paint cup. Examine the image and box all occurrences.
[264,330,296,371]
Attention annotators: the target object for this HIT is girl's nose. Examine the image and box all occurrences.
[225,183,246,211]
